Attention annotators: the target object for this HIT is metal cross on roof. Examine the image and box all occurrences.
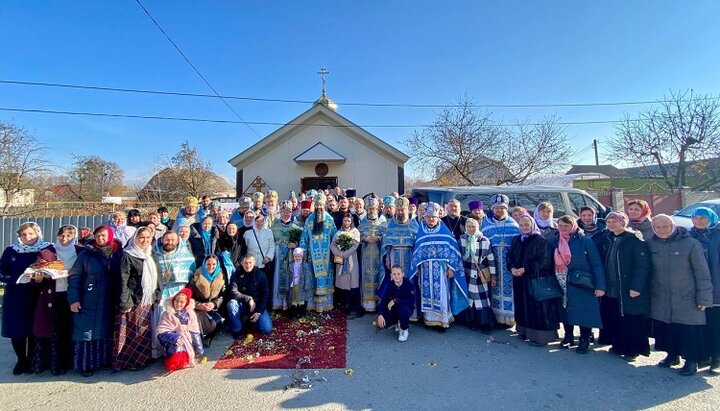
[317,66,330,95]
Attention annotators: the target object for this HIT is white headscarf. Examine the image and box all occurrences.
[12,222,52,253]
[54,224,79,271]
[124,227,159,306]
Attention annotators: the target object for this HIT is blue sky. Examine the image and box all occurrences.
[2,1,719,185]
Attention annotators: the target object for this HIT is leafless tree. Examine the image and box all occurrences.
[405,96,572,186]
[0,122,48,213]
[608,89,720,189]
[66,155,124,201]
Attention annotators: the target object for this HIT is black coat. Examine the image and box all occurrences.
[228,267,269,315]
[117,252,162,312]
[595,230,652,316]
[441,215,468,243]
[189,223,220,268]
[331,210,359,229]
[217,233,246,267]
[67,241,123,341]
[0,245,56,338]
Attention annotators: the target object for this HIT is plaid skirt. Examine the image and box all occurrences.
[113,304,154,371]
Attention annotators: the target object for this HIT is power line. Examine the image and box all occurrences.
[2,79,718,109]
[133,0,261,137]
[0,105,639,128]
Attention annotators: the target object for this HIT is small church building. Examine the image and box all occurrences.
[228,92,409,198]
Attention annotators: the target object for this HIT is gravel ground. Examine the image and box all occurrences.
[0,316,718,411]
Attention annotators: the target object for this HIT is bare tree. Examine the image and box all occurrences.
[66,155,124,201]
[608,89,720,189]
[405,96,572,186]
[0,122,48,213]
[140,141,230,201]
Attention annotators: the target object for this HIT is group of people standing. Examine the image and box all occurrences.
[1,188,718,378]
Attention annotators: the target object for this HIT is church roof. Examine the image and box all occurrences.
[293,142,346,163]
[228,102,409,169]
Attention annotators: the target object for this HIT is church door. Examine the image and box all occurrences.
[301,177,338,192]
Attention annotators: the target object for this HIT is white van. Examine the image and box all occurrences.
[410,186,609,219]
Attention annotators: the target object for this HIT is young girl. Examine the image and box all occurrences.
[287,247,312,319]
[156,288,203,372]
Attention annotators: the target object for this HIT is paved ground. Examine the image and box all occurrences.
[1,316,718,411]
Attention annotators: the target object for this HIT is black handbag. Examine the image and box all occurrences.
[568,270,595,289]
[529,275,563,302]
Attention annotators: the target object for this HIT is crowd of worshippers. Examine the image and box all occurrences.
[1,188,719,378]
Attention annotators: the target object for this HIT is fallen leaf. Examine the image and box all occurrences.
[200,357,208,364]
[427,362,437,368]
[344,368,354,376]
[225,350,233,356]
[242,334,254,346]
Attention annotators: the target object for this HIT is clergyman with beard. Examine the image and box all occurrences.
[298,193,338,312]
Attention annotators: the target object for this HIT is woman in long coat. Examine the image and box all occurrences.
[553,215,606,354]
[0,222,56,375]
[33,225,84,375]
[597,212,651,361]
[460,218,496,333]
[68,225,123,377]
[509,215,561,346]
[688,207,720,375]
[649,214,713,376]
[331,213,362,318]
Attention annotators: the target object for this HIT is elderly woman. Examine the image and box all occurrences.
[1,222,56,375]
[113,227,161,371]
[509,216,561,346]
[68,225,123,377]
[109,211,135,247]
[244,213,276,297]
[649,214,713,376]
[577,206,606,239]
[460,218,496,333]
[553,215,605,354]
[534,202,558,239]
[597,212,651,361]
[33,225,84,375]
[215,209,230,235]
[688,207,720,375]
[189,215,220,268]
[626,199,653,241]
[331,213,362,318]
[511,206,530,223]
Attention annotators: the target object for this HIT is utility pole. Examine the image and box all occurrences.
[592,139,599,166]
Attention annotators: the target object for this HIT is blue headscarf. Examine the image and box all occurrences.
[691,207,718,228]
[201,256,221,283]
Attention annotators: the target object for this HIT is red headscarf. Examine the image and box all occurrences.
[627,200,652,223]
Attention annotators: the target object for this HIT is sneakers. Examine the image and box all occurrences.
[398,329,409,342]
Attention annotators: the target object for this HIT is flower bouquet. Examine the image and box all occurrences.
[288,227,303,244]
[334,232,355,264]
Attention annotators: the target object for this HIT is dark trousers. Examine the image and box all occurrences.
[261,262,274,305]
[563,322,591,339]
[382,304,412,330]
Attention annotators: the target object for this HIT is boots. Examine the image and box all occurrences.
[560,335,575,349]
[679,361,698,376]
[576,337,590,354]
[658,354,680,368]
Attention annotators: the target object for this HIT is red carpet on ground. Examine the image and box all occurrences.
[213,310,347,370]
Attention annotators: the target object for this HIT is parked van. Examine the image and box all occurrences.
[410,186,609,219]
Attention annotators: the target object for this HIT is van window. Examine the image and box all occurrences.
[455,194,493,211]
[568,192,587,215]
[514,192,566,218]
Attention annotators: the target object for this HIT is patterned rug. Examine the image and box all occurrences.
[213,310,347,369]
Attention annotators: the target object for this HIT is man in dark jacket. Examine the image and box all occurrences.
[441,199,468,243]
[226,254,272,338]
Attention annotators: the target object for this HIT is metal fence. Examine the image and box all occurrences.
[0,215,109,251]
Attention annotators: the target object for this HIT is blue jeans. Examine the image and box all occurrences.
[226,299,272,334]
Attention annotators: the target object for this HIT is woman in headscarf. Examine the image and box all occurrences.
[577,206,606,239]
[533,202,558,239]
[68,225,123,377]
[649,214,713,376]
[509,215,561,346]
[189,215,220,269]
[32,225,83,375]
[626,199,653,241]
[1,222,56,375]
[112,227,161,371]
[511,206,530,223]
[597,212,651,361]
[459,218,496,333]
[244,213,275,298]
[553,215,606,354]
[688,208,720,375]
[108,211,135,247]
[188,255,227,344]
